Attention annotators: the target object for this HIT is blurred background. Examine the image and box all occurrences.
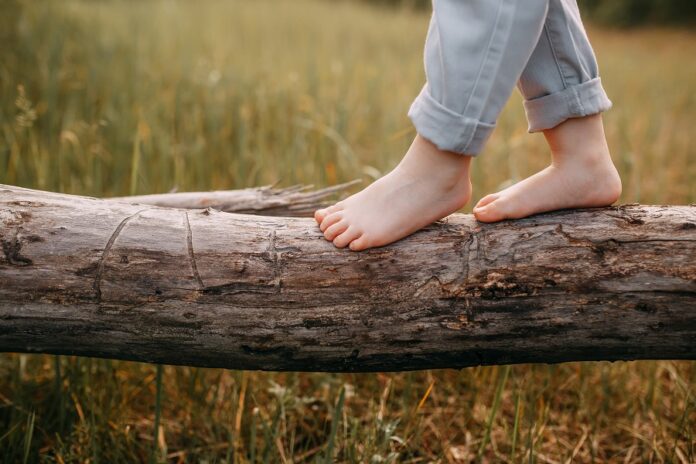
[1,0,694,462]
[371,0,696,28]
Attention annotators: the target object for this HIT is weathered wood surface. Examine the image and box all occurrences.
[108,180,361,217]
[1,184,695,372]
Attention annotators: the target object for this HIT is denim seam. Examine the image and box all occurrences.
[460,0,506,148]
[473,0,517,124]
[432,11,448,103]
[543,23,568,90]
[576,86,586,114]
[555,3,589,83]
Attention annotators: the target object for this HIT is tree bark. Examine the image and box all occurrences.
[107,179,361,217]
[1,184,695,372]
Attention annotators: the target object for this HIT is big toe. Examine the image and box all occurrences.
[348,234,371,251]
[333,226,362,249]
[473,193,499,211]
[473,199,509,223]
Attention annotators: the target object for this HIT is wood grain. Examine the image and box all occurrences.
[1,184,695,371]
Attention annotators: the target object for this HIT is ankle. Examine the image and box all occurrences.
[543,114,615,168]
[550,145,612,171]
[399,134,472,187]
[544,114,609,154]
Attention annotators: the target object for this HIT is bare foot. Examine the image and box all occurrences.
[314,134,472,251]
[473,114,621,222]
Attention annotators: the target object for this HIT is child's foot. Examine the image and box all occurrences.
[314,134,472,251]
[473,114,621,222]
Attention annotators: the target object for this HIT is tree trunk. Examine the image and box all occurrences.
[1,184,695,372]
[107,179,361,217]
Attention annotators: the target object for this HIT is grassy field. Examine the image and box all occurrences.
[1,0,694,462]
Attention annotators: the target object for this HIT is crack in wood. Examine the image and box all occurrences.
[1,229,33,266]
[429,230,478,301]
[556,224,695,248]
[474,227,492,263]
[413,275,444,298]
[605,212,646,226]
[555,224,603,250]
[265,229,282,293]
[613,238,696,243]
[461,231,475,285]
[93,209,147,302]
[184,211,204,289]
[454,231,477,307]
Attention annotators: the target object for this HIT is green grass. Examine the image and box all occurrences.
[1,0,695,462]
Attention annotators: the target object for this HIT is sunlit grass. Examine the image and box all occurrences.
[3,1,693,204]
[1,0,694,462]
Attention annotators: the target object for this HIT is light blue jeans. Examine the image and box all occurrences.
[408,0,612,155]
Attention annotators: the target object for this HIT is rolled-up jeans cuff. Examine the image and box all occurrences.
[523,77,612,132]
[407,85,495,156]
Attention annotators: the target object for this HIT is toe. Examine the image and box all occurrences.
[473,193,499,211]
[473,200,507,223]
[314,208,327,224]
[348,234,370,251]
[319,211,343,232]
[324,220,349,241]
[314,203,343,224]
[332,226,362,249]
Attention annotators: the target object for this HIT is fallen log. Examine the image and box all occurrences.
[108,179,361,217]
[1,184,695,372]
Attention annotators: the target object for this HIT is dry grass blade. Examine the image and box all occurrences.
[564,427,589,464]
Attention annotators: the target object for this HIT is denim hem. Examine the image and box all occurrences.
[407,85,496,156]
[523,77,612,132]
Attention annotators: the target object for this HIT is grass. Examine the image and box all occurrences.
[0,0,694,462]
